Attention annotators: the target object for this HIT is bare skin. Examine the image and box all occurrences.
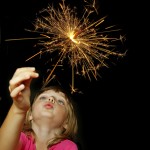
[0,67,69,150]
[0,67,39,150]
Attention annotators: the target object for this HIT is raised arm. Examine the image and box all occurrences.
[0,67,39,150]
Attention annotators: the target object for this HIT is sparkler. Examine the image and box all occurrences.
[25,0,126,93]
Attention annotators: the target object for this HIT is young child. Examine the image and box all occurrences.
[0,67,79,150]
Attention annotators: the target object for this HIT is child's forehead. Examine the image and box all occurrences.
[40,90,66,97]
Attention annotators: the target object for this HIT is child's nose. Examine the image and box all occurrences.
[48,97,55,103]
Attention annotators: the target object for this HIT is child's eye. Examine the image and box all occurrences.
[39,96,47,100]
[57,99,65,105]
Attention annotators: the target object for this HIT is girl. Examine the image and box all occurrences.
[0,67,79,150]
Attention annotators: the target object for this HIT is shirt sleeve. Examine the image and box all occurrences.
[18,132,36,150]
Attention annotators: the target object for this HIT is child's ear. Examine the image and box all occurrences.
[62,121,68,130]
[29,114,33,121]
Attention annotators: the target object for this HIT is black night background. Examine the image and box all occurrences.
[0,0,146,149]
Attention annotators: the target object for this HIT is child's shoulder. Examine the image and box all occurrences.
[50,139,78,150]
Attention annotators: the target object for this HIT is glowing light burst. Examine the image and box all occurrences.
[26,0,126,93]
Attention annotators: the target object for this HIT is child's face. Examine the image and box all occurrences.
[30,90,68,128]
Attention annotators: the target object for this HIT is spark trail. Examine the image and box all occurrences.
[25,0,126,93]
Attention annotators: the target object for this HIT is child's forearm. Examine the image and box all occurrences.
[0,104,26,150]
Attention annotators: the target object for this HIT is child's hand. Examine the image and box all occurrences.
[8,67,39,113]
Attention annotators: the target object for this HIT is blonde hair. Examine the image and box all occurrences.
[23,86,78,147]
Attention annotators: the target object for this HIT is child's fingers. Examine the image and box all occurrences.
[9,71,39,92]
[13,67,36,76]
[11,67,38,80]
[10,84,25,98]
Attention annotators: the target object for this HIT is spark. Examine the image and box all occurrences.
[25,0,126,93]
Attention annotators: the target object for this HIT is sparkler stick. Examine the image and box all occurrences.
[25,0,126,93]
[6,0,126,93]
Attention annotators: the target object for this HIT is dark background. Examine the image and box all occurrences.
[0,0,145,149]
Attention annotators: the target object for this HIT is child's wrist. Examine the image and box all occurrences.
[12,103,29,115]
